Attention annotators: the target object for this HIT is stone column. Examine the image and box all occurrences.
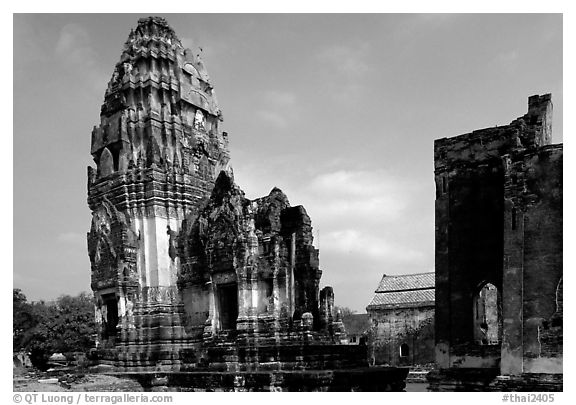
[203,279,216,339]
[270,271,281,332]
[236,270,251,333]
[289,233,296,317]
[319,286,334,332]
[434,170,451,369]
[237,273,248,318]
[250,271,259,332]
[271,240,281,316]
[501,157,524,376]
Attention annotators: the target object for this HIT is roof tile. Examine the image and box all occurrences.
[375,272,435,292]
[367,272,435,309]
[368,289,435,308]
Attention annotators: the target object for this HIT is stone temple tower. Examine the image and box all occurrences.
[86,19,408,390]
[87,17,230,368]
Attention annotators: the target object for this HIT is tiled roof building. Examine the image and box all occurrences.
[368,272,435,309]
[366,272,435,367]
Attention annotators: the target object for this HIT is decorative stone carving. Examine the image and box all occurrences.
[193,109,205,130]
[99,147,114,177]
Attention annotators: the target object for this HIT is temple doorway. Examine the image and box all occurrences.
[217,283,238,330]
[101,293,119,338]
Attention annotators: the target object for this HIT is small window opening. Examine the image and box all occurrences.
[400,343,409,358]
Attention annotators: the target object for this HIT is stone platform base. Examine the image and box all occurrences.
[490,374,563,392]
[427,368,562,392]
[111,367,409,392]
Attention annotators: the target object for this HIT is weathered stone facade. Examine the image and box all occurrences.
[366,273,435,367]
[86,17,408,390]
[429,94,562,391]
[87,16,231,369]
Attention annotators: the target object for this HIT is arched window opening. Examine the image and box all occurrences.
[400,343,409,358]
[473,283,502,345]
[107,142,124,171]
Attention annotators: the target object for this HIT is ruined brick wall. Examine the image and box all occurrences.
[177,171,325,339]
[368,306,435,367]
[502,145,563,374]
[434,94,563,377]
[434,129,508,368]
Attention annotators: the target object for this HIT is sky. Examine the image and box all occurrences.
[13,13,562,312]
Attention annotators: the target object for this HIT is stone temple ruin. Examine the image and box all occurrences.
[428,94,563,391]
[87,17,407,391]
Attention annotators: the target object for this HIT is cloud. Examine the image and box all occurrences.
[491,49,520,73]
[14,16,49,66]
[318,44,372,78]
[297,169,429,283]
[57,231,86,247]
[261,90,296,106]
[410,14,455,26]
[395,14,456,38]
[303,169,416,225]
[255,110,289,128]
[253,90,297,129]
[317,43,372,103]
[308,170,401,197]
[55,23,108,95]
[322,229,424,263]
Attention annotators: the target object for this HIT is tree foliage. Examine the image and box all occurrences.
[13,289,96,370]
[334,306,357,317]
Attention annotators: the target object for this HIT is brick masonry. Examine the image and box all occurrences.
[430,94,562,391]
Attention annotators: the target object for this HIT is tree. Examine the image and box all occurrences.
[334,306,357,317]
[13,290,56,369]
[13,289,39,350]
[13,288,27,303]
[50,293,95,354]
[13,289,96,370]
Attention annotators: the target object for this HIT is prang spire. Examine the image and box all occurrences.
[89,16,228,184]
[87,17,231,366]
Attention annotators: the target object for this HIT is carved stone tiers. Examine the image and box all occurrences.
[87,17,407,391]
